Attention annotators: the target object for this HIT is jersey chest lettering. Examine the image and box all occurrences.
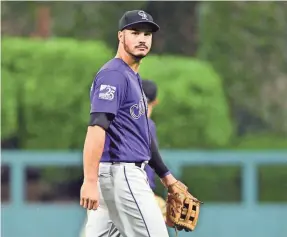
[130,97,146,119]
[125,75,148,120]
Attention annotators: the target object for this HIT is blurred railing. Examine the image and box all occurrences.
[2,150,287,237]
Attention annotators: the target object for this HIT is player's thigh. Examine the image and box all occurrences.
[86,172,121,237]
[86,209,121,237]
[113,165,169,237]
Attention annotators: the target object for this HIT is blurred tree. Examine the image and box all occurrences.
[2,1,287,145]
[145,1,199,56]
[1,1,147,40]
[198,2,287,135]
[88,1,148,50]
[1,1,199,56]
[2,38,232,149]
[50,2,103,39]
[1,1,38,36]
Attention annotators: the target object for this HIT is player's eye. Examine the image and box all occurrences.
[132,32,140,35]
[144,32,152,36]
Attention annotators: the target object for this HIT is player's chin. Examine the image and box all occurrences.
[133,51,148,59]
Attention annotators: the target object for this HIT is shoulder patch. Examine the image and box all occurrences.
[99,84,116,101]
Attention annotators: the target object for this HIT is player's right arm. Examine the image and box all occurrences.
[82,125,105,183]
[80,125,105,210]
[80,70,127,210]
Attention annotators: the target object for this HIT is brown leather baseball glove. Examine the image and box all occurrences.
[166,181,202,233]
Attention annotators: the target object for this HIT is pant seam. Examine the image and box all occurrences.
[123,166,151,237]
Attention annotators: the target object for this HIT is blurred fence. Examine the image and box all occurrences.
[1,150,287,237]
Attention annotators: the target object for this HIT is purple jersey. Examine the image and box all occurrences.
[90,58,150,163]
[144,118,158,190]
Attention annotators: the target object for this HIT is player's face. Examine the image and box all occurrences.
[122,24,153,60]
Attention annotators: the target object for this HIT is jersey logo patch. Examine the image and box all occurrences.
[99,85,116,101]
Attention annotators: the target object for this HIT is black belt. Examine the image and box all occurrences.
[110,161,145,168]
[135,162,143,168]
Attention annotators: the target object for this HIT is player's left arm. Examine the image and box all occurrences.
[148,136,177,188]
[149,136,202,230]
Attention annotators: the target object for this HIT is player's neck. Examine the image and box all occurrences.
[147,105,153,118]
[115,51,141,73]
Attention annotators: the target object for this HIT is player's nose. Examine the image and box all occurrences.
[139,32,148,41]
[138,40,146,45]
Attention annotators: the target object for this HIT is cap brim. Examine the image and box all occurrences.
[121,21,160,33]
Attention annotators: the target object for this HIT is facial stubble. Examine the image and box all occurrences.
[123,34,147,62]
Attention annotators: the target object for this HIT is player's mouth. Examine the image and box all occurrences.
[136,45,148,50]
[137,48,148,52]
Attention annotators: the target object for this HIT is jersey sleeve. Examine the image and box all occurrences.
[90,70,127,116]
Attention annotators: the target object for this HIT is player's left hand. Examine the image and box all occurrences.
[80,180,99,210]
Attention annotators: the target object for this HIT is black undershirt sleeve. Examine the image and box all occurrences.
[148,136,170,178]
[89,112,114,130]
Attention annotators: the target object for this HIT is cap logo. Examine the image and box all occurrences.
[138,11,148,20]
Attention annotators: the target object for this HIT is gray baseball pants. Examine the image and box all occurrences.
[84,162,169,237]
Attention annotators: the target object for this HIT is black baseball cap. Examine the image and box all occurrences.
[142,79,158,103]
[119,10,160,33]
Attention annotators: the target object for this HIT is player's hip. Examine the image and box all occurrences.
[100,161,148,169]
[98,162,150,191]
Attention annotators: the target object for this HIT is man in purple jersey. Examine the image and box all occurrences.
[80,10,183,237]
[78,79,166,237]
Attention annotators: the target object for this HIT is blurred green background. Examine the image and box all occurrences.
[1,2,287,237]
[2,2,287,196]
[2,1,287,150]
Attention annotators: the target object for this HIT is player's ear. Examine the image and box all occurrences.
[118,31,123,42]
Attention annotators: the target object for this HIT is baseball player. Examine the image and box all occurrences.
[79,79,166,237]
[80,10,180,237]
